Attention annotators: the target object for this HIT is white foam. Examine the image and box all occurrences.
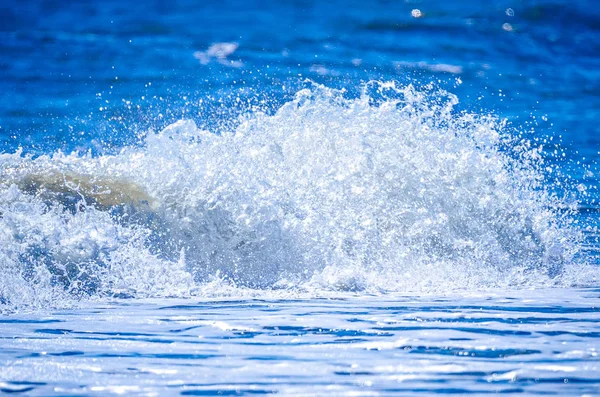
[194,42,243,68]
[0,82,591,311]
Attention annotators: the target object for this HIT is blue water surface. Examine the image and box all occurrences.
[2,0,599,157]
[1,0,600,396]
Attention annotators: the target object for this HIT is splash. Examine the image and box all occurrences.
[0,82,592,311]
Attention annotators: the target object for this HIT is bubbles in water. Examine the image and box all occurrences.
[0,81,590,311]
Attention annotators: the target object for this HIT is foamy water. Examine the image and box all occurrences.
[1,83,596,312]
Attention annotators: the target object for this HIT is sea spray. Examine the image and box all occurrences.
[0,82,589,311]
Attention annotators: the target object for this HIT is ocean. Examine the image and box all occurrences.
[0,0,599,395]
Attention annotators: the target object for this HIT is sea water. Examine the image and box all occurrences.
[0,0,599,395]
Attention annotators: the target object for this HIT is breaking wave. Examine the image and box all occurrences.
[0,82,595,311]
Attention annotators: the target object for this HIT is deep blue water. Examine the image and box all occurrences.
[1,0,600,395]
[2,1,599,158]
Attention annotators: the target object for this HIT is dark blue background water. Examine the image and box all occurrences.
[1,0,599,163]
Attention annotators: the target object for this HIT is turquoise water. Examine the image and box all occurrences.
[1,0,599,395]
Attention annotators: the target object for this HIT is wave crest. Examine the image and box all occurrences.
[0,82,588,311]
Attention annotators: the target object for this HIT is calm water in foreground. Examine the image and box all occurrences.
[1,290,599,396]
